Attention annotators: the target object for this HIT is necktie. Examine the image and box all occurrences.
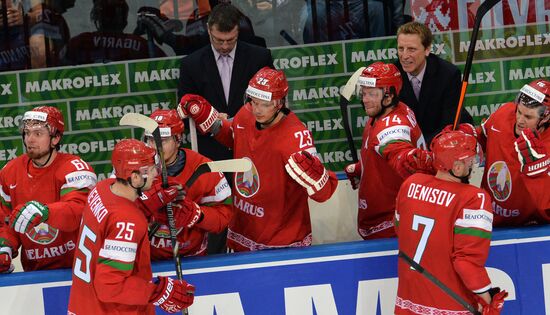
[411,76,421,100]
[219,54,232,104]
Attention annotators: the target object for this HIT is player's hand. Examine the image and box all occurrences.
[514,128,550,177]
[153,198,203,229]
[139,179,184,214]
[178,94,219,134]
[134,6,182,45]
[150,276,195,313]
[442,123,477,138]
[476,287,508,315]
[344,163,361,190]
[0,239,14,274]
[396,148,435,178]
[10,201,49,234]
[285,151,329,196]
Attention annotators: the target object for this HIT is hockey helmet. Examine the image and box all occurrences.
[148,109,185,138]
[246,67,289,102]
[112,139,157,179]
[358,62,403,96]
[516,79,550,118]
[20,106,65,137]
[430,130,478,172]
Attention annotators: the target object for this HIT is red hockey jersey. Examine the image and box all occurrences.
[149,148,232,259]
[357,102,427,239]
[0,153,96,271]
[68,179,157,315]
[395,173,493,314]
[215,105,337,251]
[480,102,550,225]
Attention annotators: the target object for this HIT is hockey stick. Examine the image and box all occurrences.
[452,0,501,129]
[339,66,366,163]
[119,112,188,315]
[398,251,481,315]
[147,158,252,238]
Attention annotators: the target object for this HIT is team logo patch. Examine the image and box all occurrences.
[235,157,260,197]
[26,223,58,245]
[487,161,512,202]
[154,224,183,237]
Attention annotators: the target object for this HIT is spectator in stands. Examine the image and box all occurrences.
[394,21,473,145]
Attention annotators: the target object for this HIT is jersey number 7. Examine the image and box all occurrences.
[411,215,435,265]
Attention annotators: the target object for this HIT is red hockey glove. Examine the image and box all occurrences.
[443,123,478,138]
[150,276,195,313]
[178,94,219,134]
[475,288,508,315]
[285,151,330,196]
[138,179,184,215]
[153,198,203,229]
[514,128,550,177]
[0,238,14,274]
[344,162,361,190]
[396,148,435,178]
[10,201,49,234]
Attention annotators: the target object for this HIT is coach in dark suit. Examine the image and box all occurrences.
[395,21,473,145]
[178,2,273,161]
[177,3,272,254]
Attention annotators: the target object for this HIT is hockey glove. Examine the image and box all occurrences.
[0,238,14,273]
[178,94,219,134]
[344,162,361,190]
[153,198,203,229]
[514,128,550,177]
[134,7,181,46]
[286,151,330,196]
[396,148,435,178]
[10,200,49,234]
[150,276,195,313]
[475,287,508,315]
[443,123,478,138]
[138,179,184,215]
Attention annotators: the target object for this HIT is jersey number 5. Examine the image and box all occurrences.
[411,215,435,264]
[74,225,97,283]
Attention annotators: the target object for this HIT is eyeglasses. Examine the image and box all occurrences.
[210,33,238,45]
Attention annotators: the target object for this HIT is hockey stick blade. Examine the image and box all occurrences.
[119,112,159,134]
[453,0,500,129]
[340,66,366,162]
[398,251,481,315]
[185,159,252,188]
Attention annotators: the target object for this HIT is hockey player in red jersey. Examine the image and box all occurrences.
[68,139,194,315]
[395,130,507,315]
[474,78,550,226]
[344,61,434,239]
[0,106,96,273]
[177,66,338,251]
[139,109,232,258]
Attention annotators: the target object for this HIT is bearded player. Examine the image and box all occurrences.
[344,61,434,240]
[395,130,507,315]
[178,66,338,251]
[68,139,194,314]
[0,106,96,273]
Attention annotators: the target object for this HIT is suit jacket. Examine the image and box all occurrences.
[395,53,473,145]
[178,41,273,161]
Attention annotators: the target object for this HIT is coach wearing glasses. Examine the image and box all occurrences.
[177,2,273,254]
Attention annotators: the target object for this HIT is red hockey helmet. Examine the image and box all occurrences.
[516,79,550,118]
[430,130,478,172]
[358,62,403,96]
[149,109,185,138]
[20,106,65,136]
[112,139,157,179]
[246,67,289,101]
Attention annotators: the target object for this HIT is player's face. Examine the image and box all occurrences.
[515,103,541,135]
[146,136,179,165]
[209,25,238,55]
[250,97,280,125]
[23,123,57,161]
[397,33,430,76]
[140,165,159,191]
[361,87,384,117]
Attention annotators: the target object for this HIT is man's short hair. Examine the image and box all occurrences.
[207,3,242,32]
[397,21,433,49]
